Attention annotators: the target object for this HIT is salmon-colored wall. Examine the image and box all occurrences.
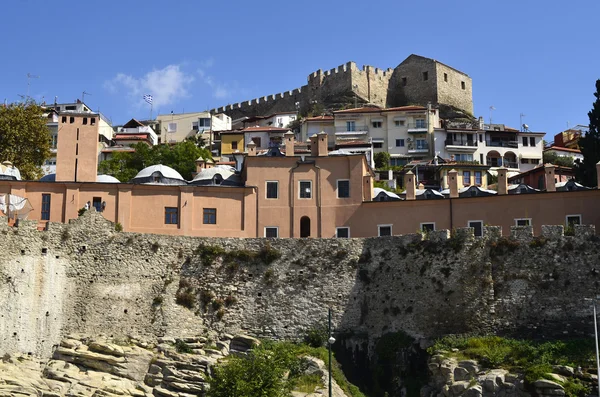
[55,115,99,182]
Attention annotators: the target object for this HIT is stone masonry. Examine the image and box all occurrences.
[210,54,473,120]
[0,211,599,360]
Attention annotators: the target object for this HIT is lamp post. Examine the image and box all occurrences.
[586,296,600,397]
[328,307,336,397]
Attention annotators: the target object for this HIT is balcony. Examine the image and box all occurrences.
[335,125,369,134]
[486,140,518,148]
[445,139,478,152]
[408,142,429,153]
[487,158,518,169]
[407,123,428,134]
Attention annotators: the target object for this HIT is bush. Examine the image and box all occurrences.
[259,241,281,264]
[175,340,194,354]
[175,289,196,309]
[224,295,237,306]
[78,207,87,217]
[211,298,224,311]
[304,323,329,348]
[114,222,123,232]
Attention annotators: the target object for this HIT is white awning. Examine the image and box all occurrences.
[371,138,385,143]
[335,131,367,136]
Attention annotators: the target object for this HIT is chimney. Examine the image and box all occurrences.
[544,164,556,192]
[195,158,206,173]
[317,131,328,156]
[404,171,416,200]
[448,169,459,198]
[596,161,600,188]
[309,134,318,157]
[284,131,295,157]
[247,142,257,157]
[497,167,508,195]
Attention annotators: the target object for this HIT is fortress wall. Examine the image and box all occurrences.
[1,211,596,358]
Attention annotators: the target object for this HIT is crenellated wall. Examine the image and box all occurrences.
[1,211,597,359]
[210,55,474,120]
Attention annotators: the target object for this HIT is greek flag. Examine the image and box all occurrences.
[143,94,153,105]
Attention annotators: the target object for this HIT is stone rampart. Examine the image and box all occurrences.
[1,211,598,358]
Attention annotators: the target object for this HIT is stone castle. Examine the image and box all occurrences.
[210,54,474,120]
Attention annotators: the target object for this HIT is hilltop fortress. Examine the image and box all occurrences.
[210,54,474,120]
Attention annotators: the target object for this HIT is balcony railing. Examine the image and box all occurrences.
[407,123,428,133]
[445,139,477,147]
[487,158,518,168]
[335,125,369,133]
[408,142,429,152]
[486,140,518,148]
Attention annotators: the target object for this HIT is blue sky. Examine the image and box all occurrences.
[2,0,599,138]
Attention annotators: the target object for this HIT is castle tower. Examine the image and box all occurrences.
[55,112,101,182]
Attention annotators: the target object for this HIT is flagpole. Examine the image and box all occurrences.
[150,102,153,120]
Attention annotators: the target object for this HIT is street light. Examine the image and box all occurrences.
[586,296,600,397]
[328,307,336,397]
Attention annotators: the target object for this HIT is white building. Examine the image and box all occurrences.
[156,111,232,145]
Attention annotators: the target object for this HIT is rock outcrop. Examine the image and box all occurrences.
[0,334,348,397]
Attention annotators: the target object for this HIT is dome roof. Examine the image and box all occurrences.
[96,174,121,183]
[134,164,184,181]
[0,162,21,181]
[190,165,242,186]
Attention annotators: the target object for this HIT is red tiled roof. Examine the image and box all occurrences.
[382,106,427,112]
[333,107,382,114]
[114,134,150,140]
[545,146,581,154]
[304,115,334,121]
[242,126,290,132]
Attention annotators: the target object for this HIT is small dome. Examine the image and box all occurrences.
[96,174,121,183]
[0,162,21,181]
[131,164,187,185]
[40,173,56,182]
[190,165,242,186]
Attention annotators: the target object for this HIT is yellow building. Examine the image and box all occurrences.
[219,131,245,155]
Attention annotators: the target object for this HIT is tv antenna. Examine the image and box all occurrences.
[26,73,39,99]
[519,113,526,131]
[489,106,496,125]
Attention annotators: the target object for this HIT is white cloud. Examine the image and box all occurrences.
[104,65,194,107]
[197,61,235,100]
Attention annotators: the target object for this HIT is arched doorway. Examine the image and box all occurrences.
[300,216,311,238]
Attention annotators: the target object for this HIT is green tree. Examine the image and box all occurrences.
[0,101,51,180]
[374,152,391,169]
[207,344,300,397]
[542,151,574,168]
[98,141,212,182]
[575,79,600,186]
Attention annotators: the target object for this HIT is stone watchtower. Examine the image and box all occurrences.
[387,54,473,117]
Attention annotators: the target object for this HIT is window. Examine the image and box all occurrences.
[90,117,96,126]
[416,139,427,150]
[299,181,312,199]
[463,171,471,185]
[373,142,383,149]
[455,153,474,162]
[566,215,581,227]
[378,225,392,237]
[92,197,102,212]
[82,117,88,125]
[468,220,483,237]
[41,194,51,221]
[192,121,199,131]
[390,158,407,167]
[346,121,356,132]
[423,71,428,81]
[252,137,262,147]
[479,134,483,143]
[167,122,177,132]
[515,218,531,226]
[203,208,217,224]
[337,180,350,198]
[530,137,535,146]
[165,207,178,224]
[415,119,426,128]
[372,121,382,128]
[461,81,466,90]
[444,73,448,82]
[61,116,67,123]
[336,227,350,238]
[69,117,75,124]
[522,137,528,146]
[394,120,405,127]
[51,135,58,149]
[65,105,76,110]
[421,223,435,233]
[265,227,278,238]
[266,181,279,199]
[199,118,211,127]
[231,141,238,150]
[402,77,407,86]
[475,171,482,185]
[396,139,405,147]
